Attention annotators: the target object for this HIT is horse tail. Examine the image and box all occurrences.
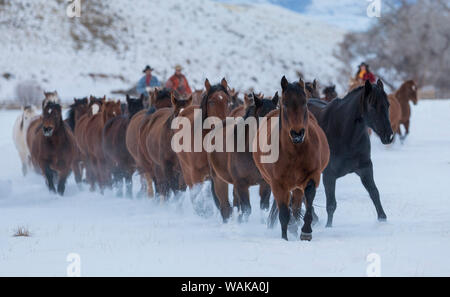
[267,200,278,229]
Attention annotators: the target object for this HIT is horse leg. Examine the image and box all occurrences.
[356,162,387,221]
[272,186,290,240]
[232,187,240,213]
[72,160,82,188]
[115,170,124,197]
[259,182,271,211]
[144,172,154,198]
[234,184,251,223]
[210,174,232,222]
[267,199,278,229]
[57,170,70,196]
[300,180,316,241]
[323,171,337,228]
[289,189,303,236]
[125,171,133,198]
[43,165,56,193]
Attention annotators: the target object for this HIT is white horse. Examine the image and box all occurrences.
[13,105,38,176]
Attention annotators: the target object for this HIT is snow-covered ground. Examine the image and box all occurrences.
[0,100,449,276]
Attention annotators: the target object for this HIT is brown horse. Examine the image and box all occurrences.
[322,85,338,102]
[253,77,329,241]
[142,93,192,201]
[74,96,105,190]
[174,78,233,219]
[103,95,144,197]
[348,78,363,92]
[207,92,279,222]
[393,80,418,142]
[305,80,320,99]
[84,100,122,192]
[387,94,402,137]
[192,89,204,106]
[125,89,173,198]
[65,98,90,185]
[30,102,77,195]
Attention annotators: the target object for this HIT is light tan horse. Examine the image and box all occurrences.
[13,105,38,176]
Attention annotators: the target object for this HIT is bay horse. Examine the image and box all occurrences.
[125,89,173,198]
[102,95,144,197]
[308,79,393,228]
[253,77,329,241]
[174,78,233,220]
[393,80,418,142]
[30,102,77,195]
[305,80,320,99]
[65,97,90,185]
[142,93,192,201]
[322,85,338,102]
[84,100,122,192]
[207,92,278,222]
[387,94,402,138]
[74,96,105,190]
[13,105,38,176]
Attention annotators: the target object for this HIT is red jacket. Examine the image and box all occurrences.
[363,71,376,84]
[165,74,192,96]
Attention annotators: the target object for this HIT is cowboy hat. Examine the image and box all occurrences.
[143,65,154,72]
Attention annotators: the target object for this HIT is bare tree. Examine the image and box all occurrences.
[336,0,450,97]
[15,80,43,107]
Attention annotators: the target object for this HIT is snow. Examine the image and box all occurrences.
[1,100,450,276]
[0,0,346,102]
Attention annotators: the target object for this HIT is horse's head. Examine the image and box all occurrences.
[362,79,394,144]
[244,92,279,119]
[126,94,144,117]
[403,80,418,105]
[323,85,337,101]
[280,76,309,145]
[305,80,320,99]
[42,91,60,110]
[201,78,231,121]
[72,97,89,115]
[101,100,122,122]
[151,88,173,109]
[171,92,193,116]
[88,95,105,115]
[42,102,62,137]
[229,88,242,110]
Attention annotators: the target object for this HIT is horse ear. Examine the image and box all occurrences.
[186,94,193,107]
[170,92,177,107]
[221,78,228,90]
[253,93,262,107]
[364,80,372,97]
[272,92,279,106]
[298,78,305,90]
[205,79,211,93]
[377,79,384,90]
[281,76,288,92]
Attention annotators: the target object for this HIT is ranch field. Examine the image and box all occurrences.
[0,100,450,276]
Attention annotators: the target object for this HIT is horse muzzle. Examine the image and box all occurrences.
[43,126,54,137]
[381,132,394,145]
[290,129,305,144]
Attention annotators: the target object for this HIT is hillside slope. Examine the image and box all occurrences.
[0,0,346,101]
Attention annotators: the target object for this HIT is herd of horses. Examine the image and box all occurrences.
[12,77,419,241]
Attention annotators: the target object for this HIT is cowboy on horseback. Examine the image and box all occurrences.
[137,65,161,97]
[355,62,376,84]
[165,64,192,97]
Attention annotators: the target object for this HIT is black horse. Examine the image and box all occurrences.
[307,79,394,227]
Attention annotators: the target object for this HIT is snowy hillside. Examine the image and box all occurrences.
[1,100,450,276]
[0,0,346,102]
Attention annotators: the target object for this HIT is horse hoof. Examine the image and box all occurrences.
[378,217,387,222]
[300,232,312,241]
[325,223,333,228]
